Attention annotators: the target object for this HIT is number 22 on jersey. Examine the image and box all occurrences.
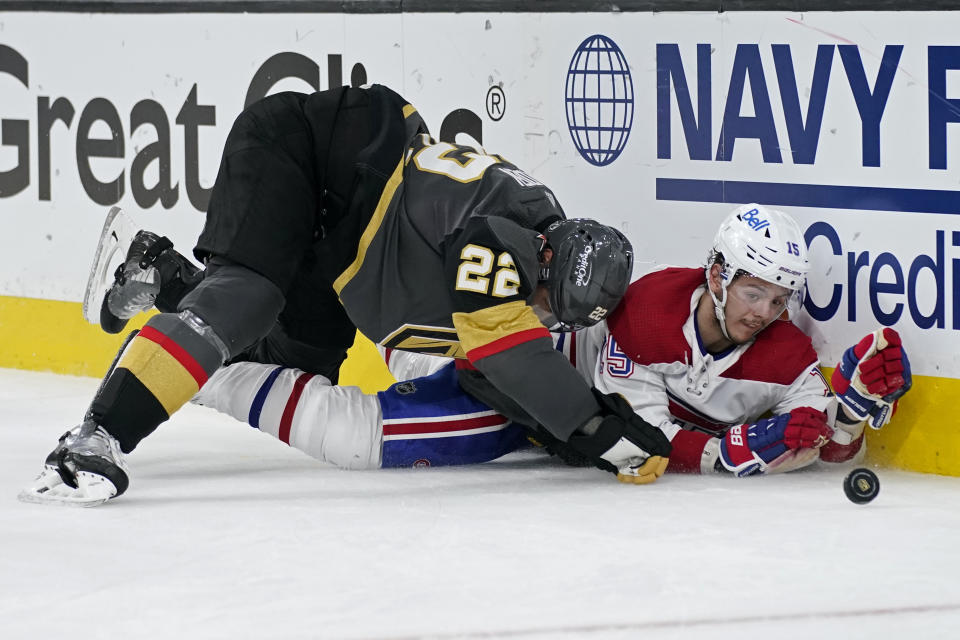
[456,245,520,298]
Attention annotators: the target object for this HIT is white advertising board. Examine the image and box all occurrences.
[1,10,957,377]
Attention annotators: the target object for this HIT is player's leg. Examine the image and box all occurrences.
[378,363,529,468]
[194,360,528,471]
[223,86,388,381]
[20,92,341,505]
[238,263,357,383]
[194,362,382,469]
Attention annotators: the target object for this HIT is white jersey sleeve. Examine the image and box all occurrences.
[571,321,608,383]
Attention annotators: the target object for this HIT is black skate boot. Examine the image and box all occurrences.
[18,420,130,507]
[100,230,202,334]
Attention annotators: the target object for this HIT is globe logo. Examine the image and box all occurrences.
[565,35,634,167]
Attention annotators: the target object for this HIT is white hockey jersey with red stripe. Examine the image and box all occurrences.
[583,267,836,473]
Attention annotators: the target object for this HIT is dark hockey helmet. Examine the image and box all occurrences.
[540,219,634,330]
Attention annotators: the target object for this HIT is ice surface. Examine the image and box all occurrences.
[2,368,959,639]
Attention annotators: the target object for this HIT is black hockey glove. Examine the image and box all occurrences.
[564,389,672,484]
[525,425,594,467]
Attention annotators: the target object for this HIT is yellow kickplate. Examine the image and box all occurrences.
[0,295,396,394]
[2,294,957,477]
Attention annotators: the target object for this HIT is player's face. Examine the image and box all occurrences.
[722,276,792,343]
[530,249,557,326]
[530,284,555,326]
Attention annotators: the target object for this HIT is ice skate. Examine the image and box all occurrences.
[82,206,138,326]
[98,229,168,333]
[18,421,130,507]
[83,207,201,334]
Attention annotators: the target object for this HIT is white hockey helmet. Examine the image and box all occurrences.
[706,203,809,339]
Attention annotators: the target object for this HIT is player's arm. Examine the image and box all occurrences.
[697,359,833,477]
[448,217,591,434]
[595,334,833,477]
[567,357,833,478]
[659,363,834,476]
[594,332,738,474]
[448,218,670,482]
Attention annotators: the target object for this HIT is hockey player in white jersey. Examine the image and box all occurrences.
[587,203,911,476]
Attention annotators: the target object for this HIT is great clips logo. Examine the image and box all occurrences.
[0,46,483,212]
[0,45,350,210]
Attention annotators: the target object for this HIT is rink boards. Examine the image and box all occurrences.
[0,7,958,475]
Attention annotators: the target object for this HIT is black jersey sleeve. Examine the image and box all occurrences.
[447,216,600,441]
[458,341,601,441]
[446,215,549,363]
[445,216,542,313]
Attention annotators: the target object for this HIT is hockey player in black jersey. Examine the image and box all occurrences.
[20,84,670,506]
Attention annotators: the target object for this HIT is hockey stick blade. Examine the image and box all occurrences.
[82,207,138,324]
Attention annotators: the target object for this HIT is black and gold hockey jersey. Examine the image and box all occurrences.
[333,133,563,362]
[226,84,602,440]
[323,97,601,439]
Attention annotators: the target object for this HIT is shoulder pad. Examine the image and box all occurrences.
[722,320,819,385]
[607,268,703,366]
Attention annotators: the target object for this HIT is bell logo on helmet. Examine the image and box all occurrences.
[575,245,593,286]
[587,306,608,322]
[740,208,770,232]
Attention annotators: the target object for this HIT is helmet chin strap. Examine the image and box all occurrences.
[709,286,734,341]
[706,265,734,341]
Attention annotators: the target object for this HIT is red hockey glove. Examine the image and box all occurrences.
[832,328,912,429]
[718,407,832,477]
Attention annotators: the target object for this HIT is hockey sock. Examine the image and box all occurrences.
[89,312,226,453]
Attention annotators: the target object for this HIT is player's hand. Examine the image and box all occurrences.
[615,455,670,485]
[718,407,832,477]
[832,328,912,429]
[565,390,672,484]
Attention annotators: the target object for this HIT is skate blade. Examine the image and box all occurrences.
[17,468,118,508]
[82,206,138,325]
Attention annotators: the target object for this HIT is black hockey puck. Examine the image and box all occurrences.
[843,467,880,505]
